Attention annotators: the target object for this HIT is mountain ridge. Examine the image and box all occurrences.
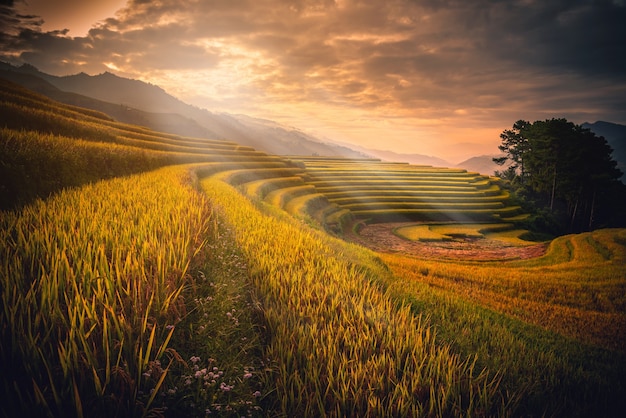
[0,62,369,158]
[3,62,624,178]
[0,62,454,164]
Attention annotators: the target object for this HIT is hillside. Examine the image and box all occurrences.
[455,154,505,176]
[330,142,452,167]
[0,62,511,172]
[1,77,625,418]
[0,62,367,158]
[0,68,217,138]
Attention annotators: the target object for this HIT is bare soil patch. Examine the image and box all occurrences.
[344,221,547,261]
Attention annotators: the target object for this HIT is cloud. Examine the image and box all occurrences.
[1,0,625,159]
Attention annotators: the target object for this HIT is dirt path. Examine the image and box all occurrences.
[343,221,547,261]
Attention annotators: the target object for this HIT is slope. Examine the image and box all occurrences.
[0,62,367,158]
[1,80,624,418]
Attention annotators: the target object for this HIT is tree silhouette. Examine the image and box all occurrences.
[495,118,623,232]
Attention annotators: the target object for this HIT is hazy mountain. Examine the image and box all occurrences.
[582,121,626,182]
[0,66,217,138]
[365,149,450,167]
[3,62,495,166]
[0,62,366,158]
[455,155,505,176]
[326,141,450,166]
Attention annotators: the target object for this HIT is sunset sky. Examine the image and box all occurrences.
[1,0,625,162]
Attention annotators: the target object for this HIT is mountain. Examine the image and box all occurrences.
[0,66,217,138]
[326,141,451,166]
[582,121,626,182]
[5,62,540,175]
[0,62,367,158]
[362,148,450,167]
[455,155,506,176]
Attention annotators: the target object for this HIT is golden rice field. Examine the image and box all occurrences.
[1,78,625,417]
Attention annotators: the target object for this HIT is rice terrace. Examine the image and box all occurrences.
[1,78,626,418]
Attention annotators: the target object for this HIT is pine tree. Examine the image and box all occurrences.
[495,118,623,232]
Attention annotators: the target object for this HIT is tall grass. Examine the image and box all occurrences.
[0,128,179,208]
[0,166,212,417]
[5,79,624,417]
[379,228,626,416]
[200,176,507,417]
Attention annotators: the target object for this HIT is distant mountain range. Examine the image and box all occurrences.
[2,62,624,179]
[0,62,368,158]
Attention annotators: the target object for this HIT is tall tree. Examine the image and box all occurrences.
[495,118,623,232]
[493,120,531,183]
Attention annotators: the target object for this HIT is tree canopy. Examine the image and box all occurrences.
[494,118,624,232]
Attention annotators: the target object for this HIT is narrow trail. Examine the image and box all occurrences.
[343,221,547,261]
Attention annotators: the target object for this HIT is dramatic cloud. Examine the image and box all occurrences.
[1,0,625,161]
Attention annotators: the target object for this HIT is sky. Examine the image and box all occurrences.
[1,0,625,162]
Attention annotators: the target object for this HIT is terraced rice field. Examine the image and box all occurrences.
[2,78,625,417]
[288,156,524,224]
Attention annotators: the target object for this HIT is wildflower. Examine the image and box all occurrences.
[220,382,234,392]
[253,391,261,398]
[190,356,201,364]
[165,324,175,330]
[243,372,252,379]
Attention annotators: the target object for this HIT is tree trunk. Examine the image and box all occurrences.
[570,198,579,232]
[550,165,557,212]
[588,187,597,230]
